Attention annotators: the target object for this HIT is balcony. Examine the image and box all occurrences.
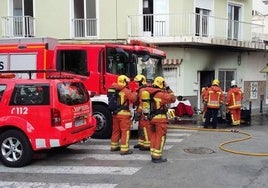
[1,16,35,38]
[72,18,97,38]
[128,13,266,50]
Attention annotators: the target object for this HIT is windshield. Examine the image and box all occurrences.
[106,47,163,81]
[137,57,163,83]
[58,82,89,105]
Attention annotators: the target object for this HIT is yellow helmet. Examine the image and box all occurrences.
[212,79,220,86]
[134,74,147,85]
[153,76,165,89]
[117,75,130,86]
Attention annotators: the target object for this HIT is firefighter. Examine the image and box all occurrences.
[201,84,210,122]
[203,79,223,129]
[140,76,176,163]
[226,80,243,126]
[110,75,137,155]
[133,74,151,151]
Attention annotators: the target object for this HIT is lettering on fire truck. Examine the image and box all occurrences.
[73,105,90,113]
[11,107,29,115]
[0,61,4,70]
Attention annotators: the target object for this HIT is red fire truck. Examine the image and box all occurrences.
[0,37,166,139]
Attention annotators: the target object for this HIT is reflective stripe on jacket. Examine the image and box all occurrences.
[204,85,223,109]
[226,87,243,109]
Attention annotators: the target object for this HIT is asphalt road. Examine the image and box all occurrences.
[0,114,268,188]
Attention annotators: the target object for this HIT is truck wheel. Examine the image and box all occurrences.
[0,129,34,167]
[92,104,112,139]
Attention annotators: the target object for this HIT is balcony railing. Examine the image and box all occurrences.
[1,16,35,38]
[72,18,97,38]
[128,13,263,43]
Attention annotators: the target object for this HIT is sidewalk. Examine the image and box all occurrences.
[168,112,268,128]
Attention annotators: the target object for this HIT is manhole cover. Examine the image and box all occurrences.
[183,147,215,154]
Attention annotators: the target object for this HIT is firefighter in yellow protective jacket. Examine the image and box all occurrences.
[139,76,176,163]
[110,75,137,155]
[226,80,243,125]
[133,74,150,151]
[203,79,224,129]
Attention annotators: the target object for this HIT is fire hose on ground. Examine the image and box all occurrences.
[167,125,268,157]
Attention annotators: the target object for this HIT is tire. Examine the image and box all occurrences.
[0,129,34,167]
[92,104,112,139]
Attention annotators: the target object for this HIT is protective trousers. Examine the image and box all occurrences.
[229,108,241,125]
[111,116,131,153]
[204,107,219,129]
[137,119,151,149]
[150,122,167,159]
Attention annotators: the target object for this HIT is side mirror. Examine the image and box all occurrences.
[115,47,129,60]
[141,54,150,62]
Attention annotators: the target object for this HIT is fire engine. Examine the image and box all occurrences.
[0,37,166,139]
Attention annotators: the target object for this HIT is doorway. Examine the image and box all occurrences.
[197,70,214,109]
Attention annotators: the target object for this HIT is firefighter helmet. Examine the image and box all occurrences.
[117,75,130,87]
[134,74,147,85]
[231,80,237,87]
[212,79,220,86]
[153,76,165,89]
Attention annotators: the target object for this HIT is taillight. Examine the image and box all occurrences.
[51,108,61,126]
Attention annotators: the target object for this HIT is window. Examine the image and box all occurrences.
[56,50,88,76]
[0,85,7,101]
[11,0,34,37]
[73,0,97,37]
[106,47,135,78]
[58,82,89,105]
[138,58,163,82]
[228,4,241,40]
[196,8,210,37]
[218,70,236,92]
[10,84,50,105]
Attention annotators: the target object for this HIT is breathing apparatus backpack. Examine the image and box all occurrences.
[140,89,162,120]
[107,87,128,114]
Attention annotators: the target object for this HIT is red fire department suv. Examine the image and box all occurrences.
[0,71,96,167]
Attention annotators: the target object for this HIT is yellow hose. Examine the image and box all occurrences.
[167,125,268,157]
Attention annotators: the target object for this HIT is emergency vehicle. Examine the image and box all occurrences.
[0,37,166,139]
[0,70,96,167]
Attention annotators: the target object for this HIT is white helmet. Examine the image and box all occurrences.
[231,80,237,87]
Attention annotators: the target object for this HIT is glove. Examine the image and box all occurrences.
[133,112,141,122]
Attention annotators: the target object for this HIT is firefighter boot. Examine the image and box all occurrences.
[110,147,120,152]
[133,144,141,149]
[151,158,167,163]
[120,150,133,155]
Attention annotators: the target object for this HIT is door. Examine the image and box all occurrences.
[228,4,241,40]
[142,0,169,36]
[163,67,178,95]
[195,8,210,37]
[73,0,97,37]
[143,0,154,36]
[198,70,214,109]
[11,0,33,37]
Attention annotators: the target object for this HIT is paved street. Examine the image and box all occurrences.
[0,114,268,188]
